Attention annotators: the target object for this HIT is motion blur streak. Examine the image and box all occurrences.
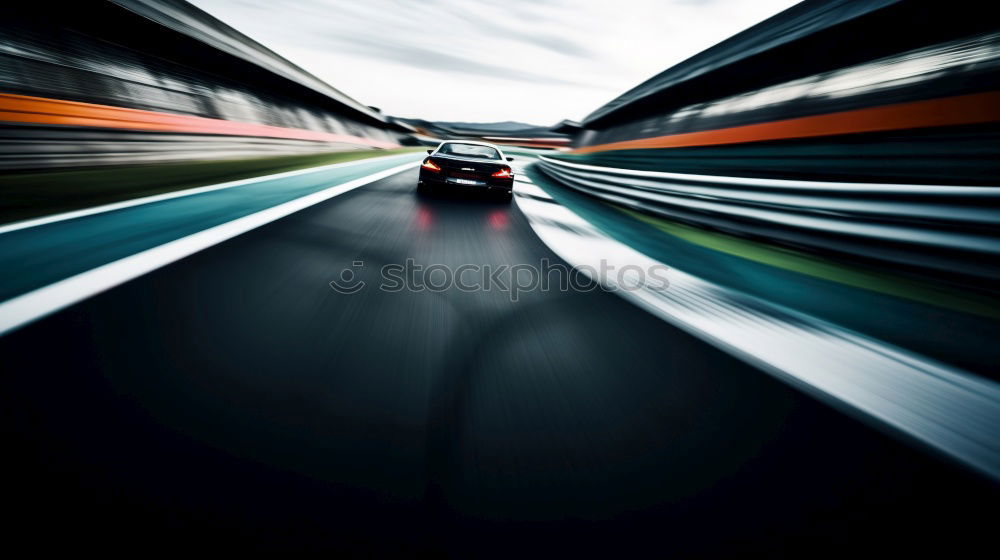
[0,154,419,333]
[0,154,415,235]
[2,0,999,555]
[537,156,1000,281]
[0,93,399,148]
[3,159,994,556]
[1,2,412,170]
[515,176,1000,480]
[575,31,1000,152]
[570,4,1000,185]
[570,90,1000,153]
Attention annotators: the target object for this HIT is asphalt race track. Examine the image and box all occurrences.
[1,164,994,556]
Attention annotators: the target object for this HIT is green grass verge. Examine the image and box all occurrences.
[617,205,1000,319]
[0,147,423,225]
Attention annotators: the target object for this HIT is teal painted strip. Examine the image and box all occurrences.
[0,153,418,302]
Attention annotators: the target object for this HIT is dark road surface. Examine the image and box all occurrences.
[2,167,994,556]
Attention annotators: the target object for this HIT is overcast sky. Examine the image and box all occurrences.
[189,0,800,125]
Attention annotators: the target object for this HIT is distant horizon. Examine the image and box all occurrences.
[395,118,552,129]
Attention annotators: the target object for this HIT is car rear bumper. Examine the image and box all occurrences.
[419,172,512,191]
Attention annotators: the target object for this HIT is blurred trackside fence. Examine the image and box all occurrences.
[0,1,414,170]
[537,0,1000,284]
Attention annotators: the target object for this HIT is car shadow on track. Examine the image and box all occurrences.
[416,185,511,204]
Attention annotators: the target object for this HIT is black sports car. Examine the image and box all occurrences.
[417,141,514,201]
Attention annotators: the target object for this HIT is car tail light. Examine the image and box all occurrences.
[491,167,512,178]
[421,158,441,172]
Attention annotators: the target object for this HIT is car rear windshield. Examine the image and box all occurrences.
[437,143,501,160]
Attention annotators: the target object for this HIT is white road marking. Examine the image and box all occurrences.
[0,161,418,335]
[515,177,1000,480]
[512,182,553,201]
[0,152,418,235]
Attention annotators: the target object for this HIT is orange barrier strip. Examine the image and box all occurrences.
[0,92,399,148]
[571,91,1000,154]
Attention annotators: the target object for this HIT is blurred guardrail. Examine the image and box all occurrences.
[536,156,1000,282]
[545,0,1000,284]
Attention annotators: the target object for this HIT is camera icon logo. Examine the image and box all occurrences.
[329,261,366,294]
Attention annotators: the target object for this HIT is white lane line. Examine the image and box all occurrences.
[515,179,1000,480]
[0,161,418,335]
[0,152,419,235]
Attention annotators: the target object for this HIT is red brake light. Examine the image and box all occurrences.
[421,158,441,172]
[491,167,512,178]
